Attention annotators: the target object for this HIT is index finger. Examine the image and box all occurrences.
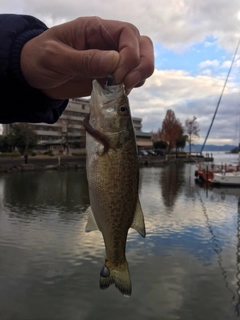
[123,35,154,91]
[105,21,141,84]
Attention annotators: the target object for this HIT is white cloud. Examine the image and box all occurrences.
[129,69,239,145]
[204,40,216,48]
[2,0,240,145]
[2,0,240,50]
[199,60,220,69]
[201,69,212,76]
[221,61,232,69]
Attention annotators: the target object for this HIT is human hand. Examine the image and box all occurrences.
[20,16,154,99]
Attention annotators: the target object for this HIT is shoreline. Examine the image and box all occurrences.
[0,154,213,173]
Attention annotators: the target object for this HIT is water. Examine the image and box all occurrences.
[0,153,240,320]
[210,151,239,164]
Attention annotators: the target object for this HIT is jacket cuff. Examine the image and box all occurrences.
[11,29,46,86]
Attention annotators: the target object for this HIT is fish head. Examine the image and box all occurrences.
[89,80,135,148]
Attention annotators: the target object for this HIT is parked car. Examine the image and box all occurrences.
[146,149,157,156]
[154,149,165,156]
[138,150,148,156]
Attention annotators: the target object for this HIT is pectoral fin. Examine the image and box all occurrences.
[131,198,146,238]
[83,113,111,153]
[85,207,99,232]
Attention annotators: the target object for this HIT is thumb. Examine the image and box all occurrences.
[71,49,120,77]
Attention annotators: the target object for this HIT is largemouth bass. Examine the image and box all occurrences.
[83,79,146,297]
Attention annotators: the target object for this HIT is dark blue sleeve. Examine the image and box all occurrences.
[0,14,68,124]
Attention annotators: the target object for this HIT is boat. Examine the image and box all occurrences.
[209,171,240,186]
[195,162,239,182]
[207,128,240,186]
[206,148,240,186]
[195,39,240,184]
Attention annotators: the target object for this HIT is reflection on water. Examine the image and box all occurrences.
[159,163,185,209]
[0,163,240,319]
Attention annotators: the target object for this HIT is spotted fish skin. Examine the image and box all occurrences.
[84,80,146,297]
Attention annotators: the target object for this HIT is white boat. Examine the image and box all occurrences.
[209,171,240,186]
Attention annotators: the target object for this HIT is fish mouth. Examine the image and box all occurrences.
[92,79,125,98]
[90,79,126,122]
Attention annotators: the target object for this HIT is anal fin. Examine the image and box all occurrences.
[131,198,146,238]
[85,207,99,232]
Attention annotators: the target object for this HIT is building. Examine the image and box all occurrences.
[3,98,89,154]
[135,131,153,149]
[3,99,153,153]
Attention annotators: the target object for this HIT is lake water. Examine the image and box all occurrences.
[0,153,240,320]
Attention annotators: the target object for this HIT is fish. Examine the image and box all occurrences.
[83,79,146,297]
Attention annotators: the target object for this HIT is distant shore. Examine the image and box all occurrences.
[0,155,86,173]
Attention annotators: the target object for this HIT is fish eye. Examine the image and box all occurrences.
[118,105,129,115]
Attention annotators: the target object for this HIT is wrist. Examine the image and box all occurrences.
[11,29,46,86]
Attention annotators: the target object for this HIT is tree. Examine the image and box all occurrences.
[176,133,188,152]
[153,140,168,150]
[160,109,183,152]
[0,135,11,152]
[184,116,200,154]
[8,123,38,155]
[60,116,75,155]
[152,129,161,143]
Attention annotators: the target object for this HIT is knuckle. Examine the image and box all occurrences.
[80,51,95,74]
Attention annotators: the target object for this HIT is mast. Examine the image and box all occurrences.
[201,39,240,154]
[239,109,240,164]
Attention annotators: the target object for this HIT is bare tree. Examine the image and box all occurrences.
[151,128,161,143]
[185,116,200,154]
[8,123,38,155]
[60,116,74,155]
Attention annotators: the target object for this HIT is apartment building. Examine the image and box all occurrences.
[3,98,152,153]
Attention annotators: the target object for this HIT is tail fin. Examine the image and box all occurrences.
[99,261,132,297]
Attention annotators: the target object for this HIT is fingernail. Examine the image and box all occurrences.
[125,88,132,95]
[102,51,119,74]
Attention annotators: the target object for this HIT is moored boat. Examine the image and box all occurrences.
[195,162,239,182]
[209,171,240,186]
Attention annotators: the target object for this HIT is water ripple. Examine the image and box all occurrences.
[0,166,240,319]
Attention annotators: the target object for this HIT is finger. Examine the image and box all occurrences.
[123,36,154,90]
[125,80,145,95]
[42,40,120,80]
[42,77,108,99]
[42,80,92,99]
[74,49,120,77]
[111,24,141,84]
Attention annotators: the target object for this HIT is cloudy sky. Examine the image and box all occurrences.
[3,0,240,146]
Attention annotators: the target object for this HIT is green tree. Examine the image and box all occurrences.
[152,129,161,143]
[185,116,200,154]
[8,123,38,155]
[153,140,168,149]
[176,133,188,153]
[0,135,12,152]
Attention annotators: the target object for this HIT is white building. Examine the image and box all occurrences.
[2,98,152,154]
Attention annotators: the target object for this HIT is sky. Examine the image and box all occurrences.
[2,0,240,146]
